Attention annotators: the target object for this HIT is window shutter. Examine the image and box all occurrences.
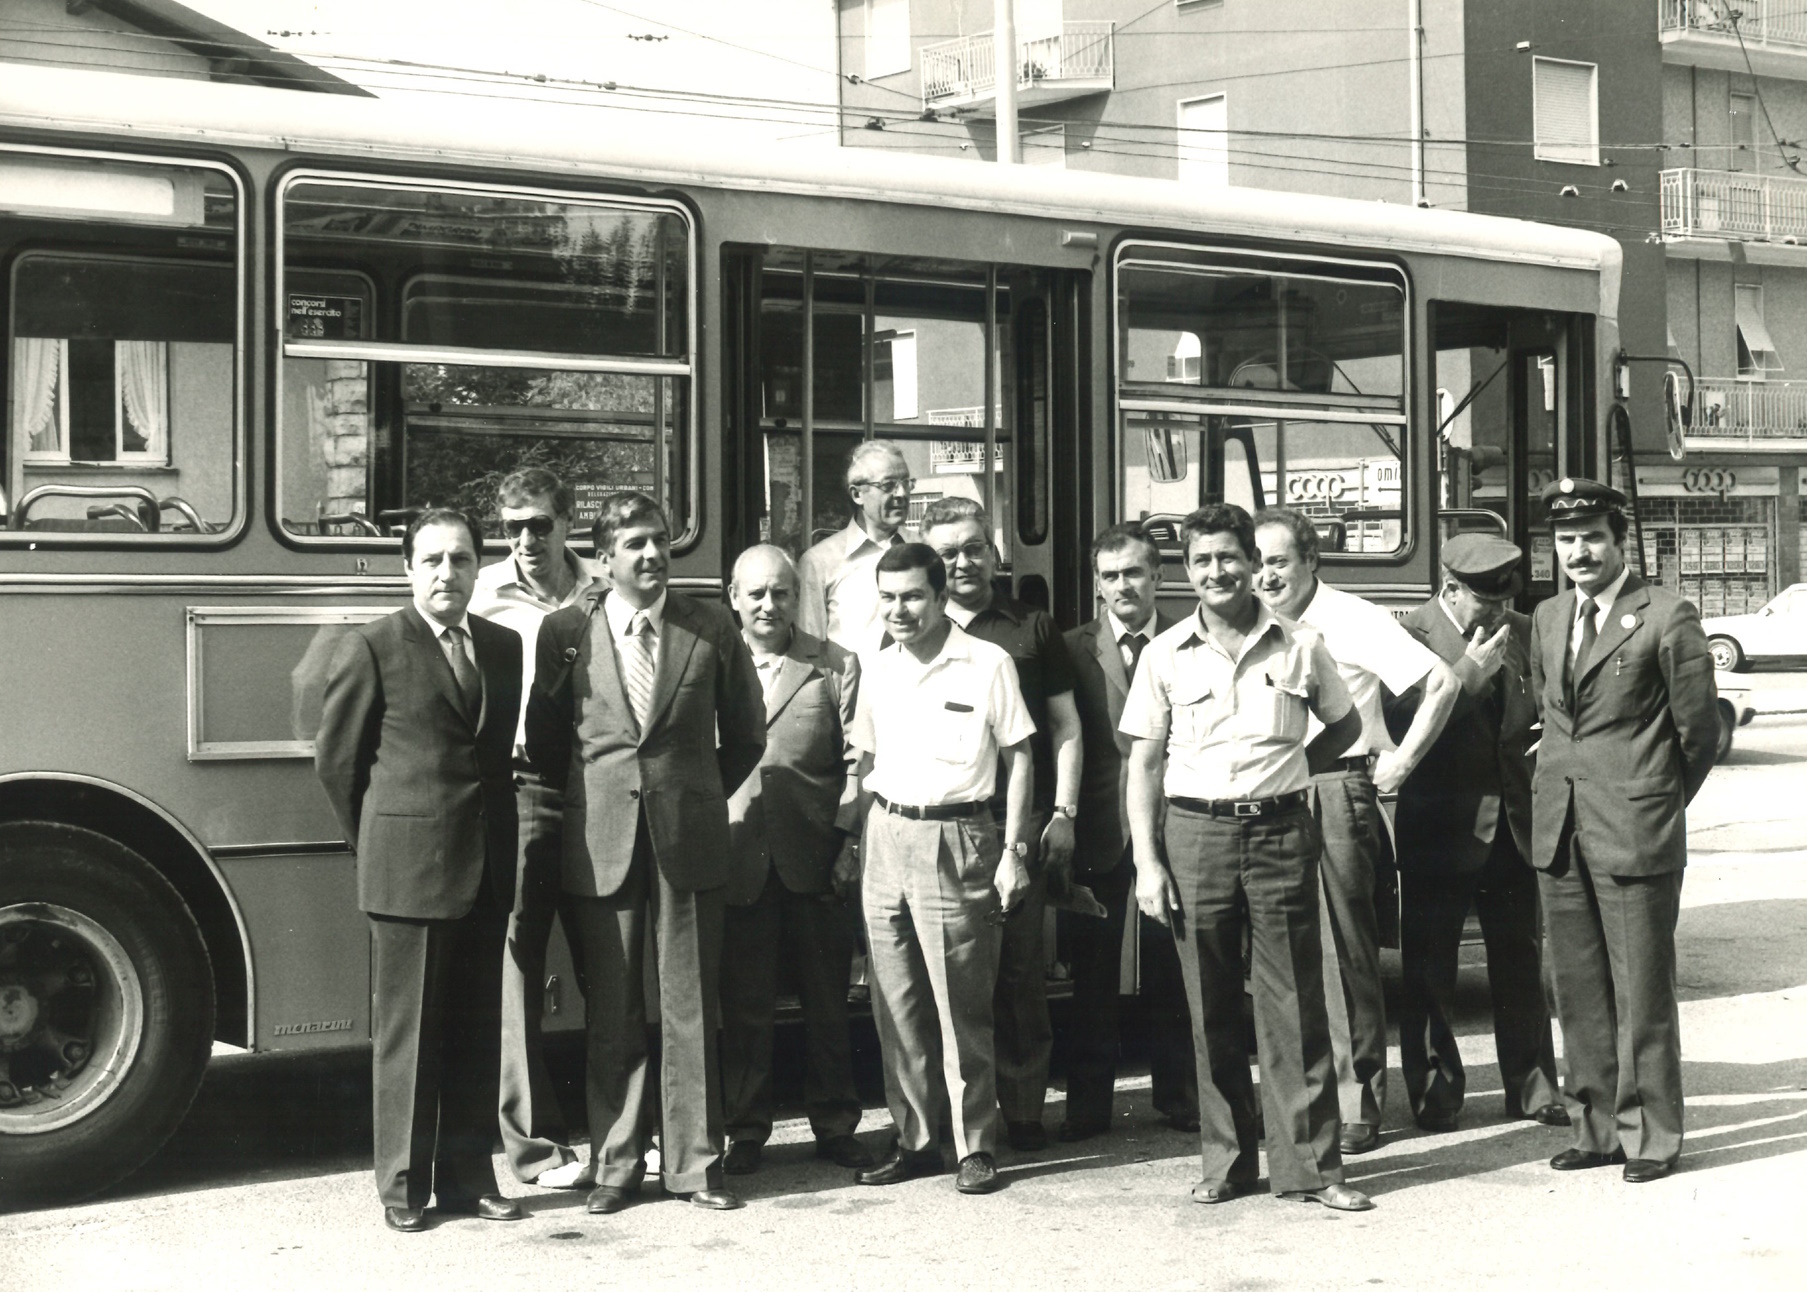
[1534,59,1597,165]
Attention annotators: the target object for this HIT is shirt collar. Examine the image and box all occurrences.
[1181,601,1286,663]
[604,588,668,637]
[947,594,1018,630]
[423,610,472,640]
[1106,607,1155,644]
[1437,593,1469,636]
[1577,565,1632,615]
[744,627,794,660]
[845,516,902,557]
[882,620,974,671]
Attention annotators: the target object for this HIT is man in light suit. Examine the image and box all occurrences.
[719,544,872,1175]
[1530,478,1718,1184]
[1392,534,1564,1132]
[315,508,524,1233]
[1059,522,1198,1142]
[525,492,765,1213]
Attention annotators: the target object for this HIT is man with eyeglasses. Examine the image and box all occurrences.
[918,495,1081,1153]
[800,440,914,658]
[470,468,603,1191]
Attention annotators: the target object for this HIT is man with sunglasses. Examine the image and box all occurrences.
[800,440,914,658]
[471,468,603,1190]
[1389,533,1566,1138]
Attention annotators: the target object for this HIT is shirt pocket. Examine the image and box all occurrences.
[1250,654,1310,742]
[1169,679,1216,747]
[932,698,987,765]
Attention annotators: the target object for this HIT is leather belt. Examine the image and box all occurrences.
[1325,754,1376,775]
[1167,789,1310,820]
[876,794,989,821]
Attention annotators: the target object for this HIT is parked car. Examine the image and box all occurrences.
[1715,680,1757,762]
[1702,583,1807,672]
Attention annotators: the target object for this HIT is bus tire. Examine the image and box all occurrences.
[0,821,214,1209]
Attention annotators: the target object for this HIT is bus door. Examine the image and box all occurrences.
[1432,303,1580,606]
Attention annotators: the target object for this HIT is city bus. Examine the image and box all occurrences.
[0,62,1621,1205]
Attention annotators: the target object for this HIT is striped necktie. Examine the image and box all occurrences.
[623,611,657,730]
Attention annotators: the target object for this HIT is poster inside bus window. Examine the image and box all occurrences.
[286,294,363,341]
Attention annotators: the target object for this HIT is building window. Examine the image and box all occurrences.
[1736,284,1783,377]
[1533,57,1598,165]
[1730,92,1756,170]
[866,0,911,80]
[1022,124,1066,168]
[1177,94,1228,186]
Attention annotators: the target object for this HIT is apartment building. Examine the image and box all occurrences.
[836,0,1803,601]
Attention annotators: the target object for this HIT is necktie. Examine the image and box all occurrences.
[1565,597,1597,710]
[443,625,479,718]
[1123,632,1148,679]
[623,612,657,730]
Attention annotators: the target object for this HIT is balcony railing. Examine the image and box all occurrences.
[1693,377,1807,441]
[921,21,1114,113]
[1661,1,1807,51]
[1659,167,1807,241]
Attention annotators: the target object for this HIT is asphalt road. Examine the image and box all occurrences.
[6,692,1806,1290]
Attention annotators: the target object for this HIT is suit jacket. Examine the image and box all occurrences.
[1064,609,1177,873]
[1392,597,1537,874]
[1529,573,1719,878]
[526,588,765,898]
[315,605,522,920]
[723,629,861,906]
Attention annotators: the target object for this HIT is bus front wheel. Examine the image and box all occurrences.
[0,821,214,1208]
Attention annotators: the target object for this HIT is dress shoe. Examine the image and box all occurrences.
[1058,1116,1110,1143]
[585,1183,638,1214]
[685,1187,744,1211]
[533,1158,591,1189]
[1415,1113,1459,1134]
[1005,1120,1048,1152]
[1279,1183,1374,1212]
[723,1140,762,1175]
[1530,1103,1572,1127]
[954,1152,1001,1194]
[1163,1111,1202,1134]
[1623,1158,1673,1184]
[1549,1147,1626,1172]
[438,1194,525,1222]
[815,1134,875,1169]
[1339,1123,1381,1155]
[1190,1179,1248,1205]
[856,1147,943,1186]
[383,1206,429,1233]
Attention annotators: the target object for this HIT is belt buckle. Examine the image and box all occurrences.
[1233,800,1261,818]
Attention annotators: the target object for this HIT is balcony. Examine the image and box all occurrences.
[1660,167,1807,242]
[1691,377,1807,447]
[920,21,1114,116]
[1661,1,1807,76]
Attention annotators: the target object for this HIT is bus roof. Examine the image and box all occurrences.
[0,63,1621,315]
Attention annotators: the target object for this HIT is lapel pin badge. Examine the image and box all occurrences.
[563,647,579,662]
[1620,613,1637,630]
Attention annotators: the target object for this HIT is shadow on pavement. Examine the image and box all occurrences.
[1675,899,1807,999]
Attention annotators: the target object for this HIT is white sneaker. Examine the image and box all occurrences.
[534,1157,590,1189]
[644,1146,662,1177]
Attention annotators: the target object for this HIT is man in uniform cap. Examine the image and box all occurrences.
[1529,479,1718,1184]
[1390,532,1565,1134]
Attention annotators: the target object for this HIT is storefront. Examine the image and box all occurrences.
[1633,464,1781,615]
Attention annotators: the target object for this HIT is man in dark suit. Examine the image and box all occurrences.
[1530,478,1718,1184]
[526,492,765,1213]
[1059,522,1198,1142]
[1392,533,1564,1133]
[719,544,872,1175]
[315,508,525,1233]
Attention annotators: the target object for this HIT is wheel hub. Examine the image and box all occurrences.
[0,905,142,1132]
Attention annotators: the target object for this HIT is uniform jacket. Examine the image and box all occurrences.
[724,629,861,906]
[525,588,765,898]
[315,606,522,920]
[1529,573,1719,877]
[1392,598,1537,873]
[1064,609,1176,873]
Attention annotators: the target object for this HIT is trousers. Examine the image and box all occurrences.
[1308,766,1389,1129]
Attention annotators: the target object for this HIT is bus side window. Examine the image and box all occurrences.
[3,154,239,539]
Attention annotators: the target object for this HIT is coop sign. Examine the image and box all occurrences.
[1634,465,1777,499]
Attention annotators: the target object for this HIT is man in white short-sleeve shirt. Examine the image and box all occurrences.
[845,542,1035,1198]
[1254,507,1458,1154]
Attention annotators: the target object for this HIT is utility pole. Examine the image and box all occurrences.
[995,0,1019,165]
[1408,0,1427,206]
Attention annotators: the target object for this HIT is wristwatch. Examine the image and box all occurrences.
[1007,840,1031,860]
[1051,805,1077,821]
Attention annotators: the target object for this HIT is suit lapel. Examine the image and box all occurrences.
[643,594,701,735]
[766,639,817,724]
[586,590,635,733]
[1578,576,1650,688]
[402,605,475,732]
[1092,620,1129,701]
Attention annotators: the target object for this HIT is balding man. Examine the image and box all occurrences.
[719,545,872,1176]
[799,440,913,657]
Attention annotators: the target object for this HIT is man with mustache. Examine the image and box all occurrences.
[1528,479,1718,1185]
[1252,506,1457,1153]
[1121,503,1371,1211]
